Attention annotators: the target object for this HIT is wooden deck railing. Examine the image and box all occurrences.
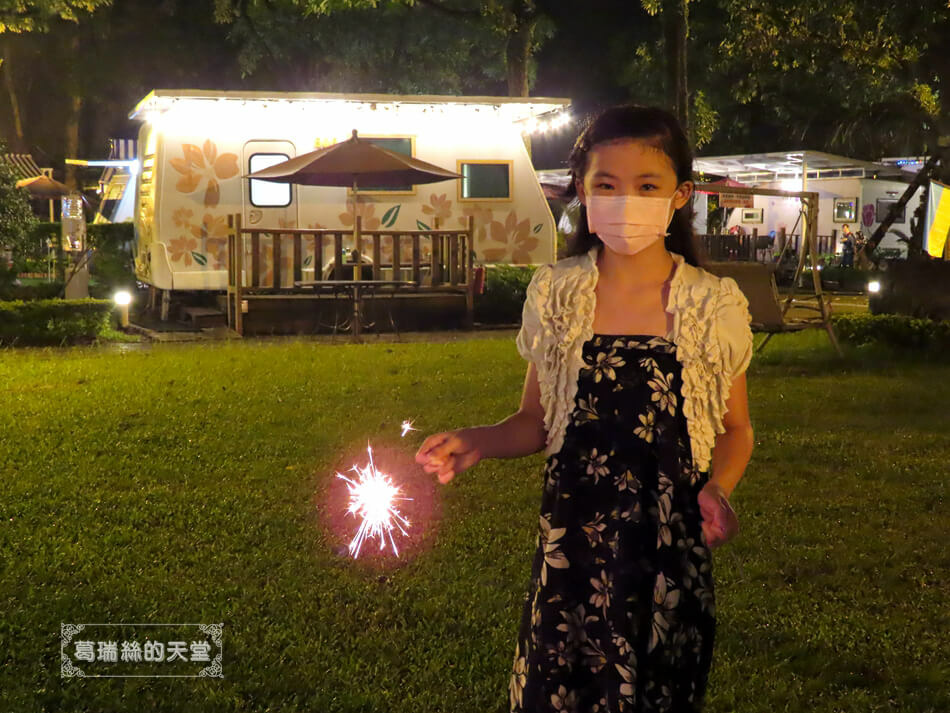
[225,214,475,335]
[699,228,839,262]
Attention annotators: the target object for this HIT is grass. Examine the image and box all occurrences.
[0,330,947,712]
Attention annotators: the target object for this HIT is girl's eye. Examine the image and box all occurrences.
[594,182,614,190]
[641,183,658,190]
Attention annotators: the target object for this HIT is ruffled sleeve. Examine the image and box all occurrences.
[516,264,552,364]
[716,276,754,384]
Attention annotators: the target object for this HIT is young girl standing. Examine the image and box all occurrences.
[416,105,754,713]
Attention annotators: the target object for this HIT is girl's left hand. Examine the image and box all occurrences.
[698,481,739,549]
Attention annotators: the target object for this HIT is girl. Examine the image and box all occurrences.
[415,105,754,713]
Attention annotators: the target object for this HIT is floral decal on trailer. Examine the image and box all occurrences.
[481,209,540,263]
[170,140,239,208]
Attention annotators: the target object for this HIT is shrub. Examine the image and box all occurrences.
[0,278,65,301]
[474,264,538,324]
[0,142,38,265]
[831,312,950,352]
[868,258,950,321]
[87,222,136,295]
[0,298,114,346]
[818,266,882,292]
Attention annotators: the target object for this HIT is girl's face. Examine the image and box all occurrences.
[575,138,693,215]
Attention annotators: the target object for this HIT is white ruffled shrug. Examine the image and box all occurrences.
[516,245,753,474]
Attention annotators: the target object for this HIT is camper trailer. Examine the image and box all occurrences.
[129,90,570,299]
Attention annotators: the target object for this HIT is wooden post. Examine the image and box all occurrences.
[372,233,381,280]
[751,227,758,262]
[273,232,282,290]
[317,233,324,281]
[432,217,443,286]
[226,214,234,330]
[353,215,362,281]
[251,232,260,288]
[293,233,302,285]
[449,232,459,285]
[235,215,243,336]
[412,234,421,285]
[226,213,244,336]
[392,233,402,282]
[334,232,344,280]
[464,215,475,329]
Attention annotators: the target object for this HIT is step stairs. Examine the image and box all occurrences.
[181,306,228,329]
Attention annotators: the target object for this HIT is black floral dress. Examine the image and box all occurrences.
[510,335,716,713]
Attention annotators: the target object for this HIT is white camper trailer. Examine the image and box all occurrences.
[129,90,571,295]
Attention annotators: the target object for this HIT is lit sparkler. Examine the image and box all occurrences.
[336,444,412,558]
[400,419,418,437]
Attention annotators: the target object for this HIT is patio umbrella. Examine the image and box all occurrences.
[246,129,462,278]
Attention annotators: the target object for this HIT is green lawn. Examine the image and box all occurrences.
[0,331,947,712]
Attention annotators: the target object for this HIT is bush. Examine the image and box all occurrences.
[868,258,950,321]
[818,266,882,292]
[0,141,38,262]
[87,222,136,295]
[474,264,538,324]
[0,277,65,301]
[0,298,114,346]
[831,312,950,352]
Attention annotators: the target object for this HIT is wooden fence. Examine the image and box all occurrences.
[225,214,475,334]
[700,227,840,262]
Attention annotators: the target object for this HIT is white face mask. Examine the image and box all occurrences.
[586,194,675,255]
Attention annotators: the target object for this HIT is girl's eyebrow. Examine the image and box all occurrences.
[591,171,663,179]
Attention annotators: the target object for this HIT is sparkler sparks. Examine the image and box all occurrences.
[400,419,418,437]
[336,444,412,558]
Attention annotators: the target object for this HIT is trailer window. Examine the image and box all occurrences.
[459,161,511,200]
[875,198,905,224]
[248,153,292,207]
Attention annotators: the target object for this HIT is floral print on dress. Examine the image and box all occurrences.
[510,335,715,713]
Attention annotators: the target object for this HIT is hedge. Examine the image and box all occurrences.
[0,298,114,346]
[831,312,950,352]
[474,264,539,324]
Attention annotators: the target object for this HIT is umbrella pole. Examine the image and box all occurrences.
[352,178,360,282]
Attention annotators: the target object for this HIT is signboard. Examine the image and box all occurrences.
[719,192,754,209]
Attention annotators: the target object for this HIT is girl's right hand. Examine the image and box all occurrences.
[415,429,482,484]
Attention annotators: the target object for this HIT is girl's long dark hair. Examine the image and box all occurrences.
[561,105,705,267]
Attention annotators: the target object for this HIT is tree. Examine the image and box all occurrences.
[213,0,508,94]
[229,0,556,96]
[713,0,950,159]
[0,0,110,33]
[1,0,111,188]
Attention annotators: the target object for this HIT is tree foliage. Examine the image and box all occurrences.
[0,0,110,33]
[713,0,950,156]
[0,144,39,265]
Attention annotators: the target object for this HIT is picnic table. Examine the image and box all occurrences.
[293,279,418,340]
